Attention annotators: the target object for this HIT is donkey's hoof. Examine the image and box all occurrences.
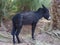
[33,39,35,40]
[32,38,35,40]
[18,41,22,43]
[13,42,16,45]
[18,42,20,43]
[13,41,16,44]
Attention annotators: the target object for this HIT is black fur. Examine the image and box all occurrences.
[11,5,50,44]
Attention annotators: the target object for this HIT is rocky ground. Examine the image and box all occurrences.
[0,19,60,45]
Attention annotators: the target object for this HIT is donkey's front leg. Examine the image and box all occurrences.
[32,23,36,40]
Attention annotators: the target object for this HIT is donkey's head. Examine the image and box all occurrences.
[42,5,51,20]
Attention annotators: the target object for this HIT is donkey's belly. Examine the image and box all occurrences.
[22,18,38,25]
[22,19,33,25]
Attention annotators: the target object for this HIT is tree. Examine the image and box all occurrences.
[45,0,60,39]
[51,0,60,30]
[0,0,3,27]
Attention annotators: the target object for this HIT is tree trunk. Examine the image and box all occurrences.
[51,0,60,30]
[0,0,2,27]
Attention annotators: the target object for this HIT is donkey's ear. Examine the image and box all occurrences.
[42,4,46,8]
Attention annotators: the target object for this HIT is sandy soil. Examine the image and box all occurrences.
[0,19,60,45]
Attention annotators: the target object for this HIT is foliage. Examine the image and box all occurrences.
[1,0,51,20]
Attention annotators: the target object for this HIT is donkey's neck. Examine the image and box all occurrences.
[35,11,43,20]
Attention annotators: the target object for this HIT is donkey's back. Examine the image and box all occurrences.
[12,11,39,25]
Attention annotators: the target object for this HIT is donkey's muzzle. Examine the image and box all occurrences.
[48,16,51,20]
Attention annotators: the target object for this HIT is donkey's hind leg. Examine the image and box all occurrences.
[11,26,16,44]
[15,15,23,43]
[15,25,22,43]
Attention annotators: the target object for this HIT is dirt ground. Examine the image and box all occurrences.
[0,19,60,45]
